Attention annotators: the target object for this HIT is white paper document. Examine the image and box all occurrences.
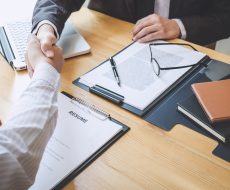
[29,93,124,190]
[79,41,206,110]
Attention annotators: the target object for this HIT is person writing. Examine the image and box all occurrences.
[31,0,230,58]
[0,34,64,190]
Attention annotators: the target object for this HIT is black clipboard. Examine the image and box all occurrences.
[31,91,129,190]
[73,42,209,116]
[73,42,230,162]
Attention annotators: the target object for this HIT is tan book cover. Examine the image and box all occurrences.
[191,79,230,123]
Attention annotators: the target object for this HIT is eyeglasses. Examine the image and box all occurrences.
[149,42,199,76]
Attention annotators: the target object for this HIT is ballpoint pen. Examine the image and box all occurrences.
[109,57,121,86]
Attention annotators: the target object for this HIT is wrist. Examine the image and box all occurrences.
[33,62,60,89]
[171,20,181,38]
[172,19,187,39]
[33,58,62,74]
[37,24,57,39]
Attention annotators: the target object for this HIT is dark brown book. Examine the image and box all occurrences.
[192,79,230,123]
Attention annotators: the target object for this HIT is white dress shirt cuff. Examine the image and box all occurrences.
[32,63,60,89]
[32,20,60,40]
[173,19,187,40]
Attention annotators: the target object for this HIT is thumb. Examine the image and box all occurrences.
[40,33,57,58]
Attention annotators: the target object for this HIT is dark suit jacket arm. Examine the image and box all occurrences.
[32,0,85,36]
[180,0,230,45]
[181,14,230,45]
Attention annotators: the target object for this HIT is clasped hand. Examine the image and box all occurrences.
[132,14,181,43]
[25,34,64,78]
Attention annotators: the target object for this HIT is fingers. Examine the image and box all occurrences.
[137,31,162,43]
[133,25,159,42]
[40,33,56,58]
[27,60,34,78]
[48,46,64,73]
[27,34,43,59]
[26,32,64,75]
[53,45,63,55]
[132,14,157,37]
[36,24,57,58]
[26,34,40,77]
[25,46,34,78]
[132,14,181,43]
[27,34,40,47]
[26,34,46,76]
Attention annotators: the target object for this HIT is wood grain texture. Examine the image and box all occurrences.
[0,8,230,190]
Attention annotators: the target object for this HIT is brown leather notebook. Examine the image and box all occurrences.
[192,79,230,123]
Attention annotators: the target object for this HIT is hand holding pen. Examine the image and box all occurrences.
[109,57,121,87]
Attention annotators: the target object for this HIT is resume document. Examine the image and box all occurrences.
[29,93,124,189]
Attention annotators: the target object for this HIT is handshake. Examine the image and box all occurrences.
[26,24,64,77]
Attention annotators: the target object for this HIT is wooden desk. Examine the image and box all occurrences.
[1,8,230,190]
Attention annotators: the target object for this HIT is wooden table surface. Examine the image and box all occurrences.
[0,8,230,190]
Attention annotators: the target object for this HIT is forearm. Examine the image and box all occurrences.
[32,0,85,35]
[0,63,60,190]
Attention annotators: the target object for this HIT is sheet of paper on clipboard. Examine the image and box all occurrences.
[79,41,206,110]
[29,92,129,190]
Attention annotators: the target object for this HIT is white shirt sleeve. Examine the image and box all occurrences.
[173,19,187,40]
[0,63,60,190]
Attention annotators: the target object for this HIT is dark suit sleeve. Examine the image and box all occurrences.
[180,0,230,45]
[32,0,85,36]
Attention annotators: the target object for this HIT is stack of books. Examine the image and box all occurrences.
[177,79,230,143]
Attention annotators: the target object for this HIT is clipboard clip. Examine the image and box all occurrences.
[70,96,110,121]
[90,85,124,104]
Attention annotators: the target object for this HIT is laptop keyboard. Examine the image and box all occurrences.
[5,20,31,62]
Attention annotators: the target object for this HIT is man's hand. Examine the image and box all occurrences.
[36,24,57,58]
[132,14,181,43]
[26,34,64,78]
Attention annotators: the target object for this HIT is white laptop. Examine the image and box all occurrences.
[1,20,91,70]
